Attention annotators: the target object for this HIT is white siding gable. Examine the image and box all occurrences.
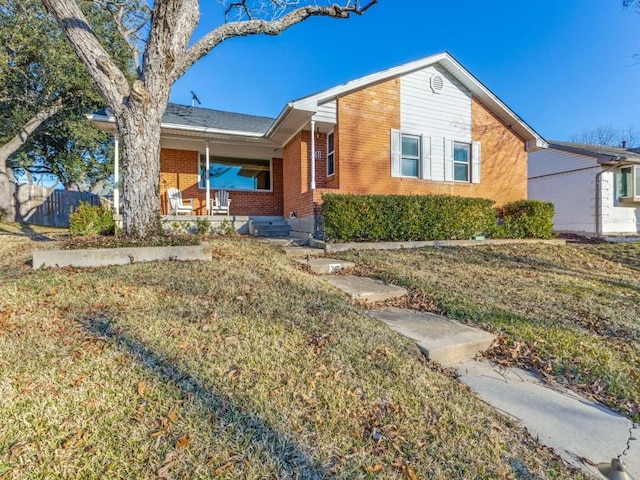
[400,65,472,182]
[312,100,337,124]
[528,148,598,179]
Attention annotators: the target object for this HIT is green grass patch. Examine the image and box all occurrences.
[0,237,582,478]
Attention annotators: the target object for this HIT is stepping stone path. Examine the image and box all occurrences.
[323,274,408,303]
[370,307,495,364]
[297,258,355,274]
[290,247,640,479]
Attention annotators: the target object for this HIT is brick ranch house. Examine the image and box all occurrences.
[91,52,547,237]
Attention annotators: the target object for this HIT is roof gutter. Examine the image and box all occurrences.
[265,102,294,139]
[88,112,267,139]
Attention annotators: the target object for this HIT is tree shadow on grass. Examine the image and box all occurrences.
[83,315,329,479]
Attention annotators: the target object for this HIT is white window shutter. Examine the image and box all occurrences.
[421,135,432,180]
[390,129,401,177]
[472,141,481,184]
[444,138,454,181]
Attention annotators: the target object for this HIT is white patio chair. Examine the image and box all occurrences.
[166,187,194,215]
[210,190,231,215]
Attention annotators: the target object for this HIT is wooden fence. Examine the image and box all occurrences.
[16,184,101,227]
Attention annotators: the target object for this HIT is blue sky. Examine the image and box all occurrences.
[170,0,639,142]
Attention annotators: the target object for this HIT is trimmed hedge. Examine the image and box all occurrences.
[322,193,496,242]
[489,200,555,239]
[322,194,556,242]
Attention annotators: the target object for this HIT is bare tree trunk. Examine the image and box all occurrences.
[117,102,164,236]
[0,160,16,222]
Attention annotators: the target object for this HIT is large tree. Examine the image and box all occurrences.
[0,0,128,221]
[42,0,377,236]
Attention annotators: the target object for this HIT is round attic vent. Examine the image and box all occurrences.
[430,74,444,94]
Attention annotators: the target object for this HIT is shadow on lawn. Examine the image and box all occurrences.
[83,315,328,479]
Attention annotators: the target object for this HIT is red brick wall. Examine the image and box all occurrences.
[160,148,283,216]
[471,97,528,203]
[283,131,336,218]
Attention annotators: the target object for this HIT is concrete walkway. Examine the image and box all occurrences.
[457,360,639,478]
[309,262,639,479]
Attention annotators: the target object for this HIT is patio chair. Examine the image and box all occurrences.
[166,187,194,215]
[210,190,231,215]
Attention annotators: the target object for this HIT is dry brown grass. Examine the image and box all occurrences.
[335,243,640,421]
[0,235,584,478]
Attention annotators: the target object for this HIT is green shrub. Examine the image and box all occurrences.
[322,193,496,242]
[489,200,555,239]
[194,217,212,235]
[218,219,235,236]
[69,202,116,237]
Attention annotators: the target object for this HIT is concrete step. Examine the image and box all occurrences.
[298,258,355,274]
[284,247,325,258]
[253,226,291,237]
[250,219,291,237]
[369,307,495,364]
[322,275,407,303]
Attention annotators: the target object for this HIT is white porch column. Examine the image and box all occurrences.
[205,142,210,215]
[310,119,316,190]
[113,134,119,215]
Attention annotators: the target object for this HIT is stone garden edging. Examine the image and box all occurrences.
[308,238,566,253]
[32,242,211,269]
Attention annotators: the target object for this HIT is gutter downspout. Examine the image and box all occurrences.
[310,119,316,190]
[595,162,623,238]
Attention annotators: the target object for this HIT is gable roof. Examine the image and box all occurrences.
[548,140,640,164]
[267,51,547,150]
[90,103,275,137]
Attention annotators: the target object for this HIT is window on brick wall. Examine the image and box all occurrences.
[199,155,272,191]
[453,142,470,182]
[327,130,335,176]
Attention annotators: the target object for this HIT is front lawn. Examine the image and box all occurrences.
[0,235,581,479]
[335,243,640,421]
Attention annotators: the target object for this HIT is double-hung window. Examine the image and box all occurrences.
[453,142,470,182]
[327,131,335,176]
[401,135,420,178]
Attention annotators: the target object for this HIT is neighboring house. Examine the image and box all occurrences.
[91,52,546,236]
[528,141,640,237]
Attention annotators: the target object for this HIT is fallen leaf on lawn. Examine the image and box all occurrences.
[175,435,190,449]
[137,381,147,397]
[402,465,419,480]
[214,462,234,475]
[364,463,383,473]
[167,408,178,423]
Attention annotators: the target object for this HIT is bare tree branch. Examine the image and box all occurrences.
[95,0,151,74]
[42,0,130,115]
[178,1,377,80]
[0,99,65,162]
